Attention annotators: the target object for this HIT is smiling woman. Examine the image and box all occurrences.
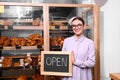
[70,17,85,37]
[62,16,95,80]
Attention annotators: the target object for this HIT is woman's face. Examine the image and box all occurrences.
[71,19,84,36]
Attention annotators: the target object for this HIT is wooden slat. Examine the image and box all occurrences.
[0,2,43,6]
[14,20,33,23]
[21,46,37,50]
[82,7,93,14]
[93,5,100,80]
[110,73,120,80]
[48,3,93,8]
[43,4,49,51]
[13,26,43,30]
[3,46,16,50]
[0,2,94,8]
[50,20,67,23]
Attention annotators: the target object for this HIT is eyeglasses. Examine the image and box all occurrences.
[71,24,83,29]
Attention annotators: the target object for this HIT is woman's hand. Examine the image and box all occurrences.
[71,51,75,64]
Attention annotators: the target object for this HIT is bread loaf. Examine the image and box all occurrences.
[17,76,28,80]
[32,18,41,26]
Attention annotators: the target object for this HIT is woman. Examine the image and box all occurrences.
[62,16,95,80]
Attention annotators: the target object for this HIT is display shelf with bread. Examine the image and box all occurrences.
[0,19,43,30]
[0,53,41,78]
[0,33,44,50]
[0,2,100,80]
[47,4,100,80]
[49,29,74,51]
[0,3,44,79]
[48,7,92,51]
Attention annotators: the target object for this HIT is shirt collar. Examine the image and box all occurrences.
[73,35,85,43]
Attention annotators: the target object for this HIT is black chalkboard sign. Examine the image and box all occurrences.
[41,51,72,76]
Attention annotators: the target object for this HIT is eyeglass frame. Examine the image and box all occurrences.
[71,24,83,29]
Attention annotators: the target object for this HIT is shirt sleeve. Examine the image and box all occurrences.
[62,39,67,51]
[74,41,95,68]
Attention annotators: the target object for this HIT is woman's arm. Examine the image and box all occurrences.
[62,39,67,51]
[74,41,95,68]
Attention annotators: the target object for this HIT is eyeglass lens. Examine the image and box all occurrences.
[72,24,83,28]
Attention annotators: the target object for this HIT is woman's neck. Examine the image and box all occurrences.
[75,34,83,39]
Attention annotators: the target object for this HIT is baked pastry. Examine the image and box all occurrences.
[36,38,43,46]
[24,53,32,66]
[14,39,20,46]
[20,38,26,46]
[48,76,56,80]
[26,39,36,46]
[26,42,31,46]
[27,34,43,46]
[0,36,8,40]
[32,18,41,26]
[10,40,16,46]
[2,57,12,67]
[31,57,38,66]
[38,55,41,65]
[14,62,20,67]
[4,20,13,26]
[10,37,17,41]
[3,39,10,46]
[17,76,28,80]
[10,37,19,46]
[57,37,64,46]
[50,38,59,46]
[10,37,25,46]
[32,74,44,80]
[28,34,41,40]
[0,38,4,45]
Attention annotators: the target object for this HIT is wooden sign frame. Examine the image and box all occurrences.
[41,51,72,76]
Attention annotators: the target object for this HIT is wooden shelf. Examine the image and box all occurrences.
[0,46,42,50]
[1,69,38,78]
[0,26,43,30]
[14,20,33,23]
[50,20,67,23]
[13,26,43,30]
[3,46,16,50]
[21,46,38,50]
[109,73,120,80]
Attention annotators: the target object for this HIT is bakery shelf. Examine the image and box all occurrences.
[2,46,16,50]
[0,68,39,77]
[21,46,39,50]
[13,26,43,30]
[14,20,33,23]
[0,26,44,30]
[50,46,62,51]
[50,20,67,23]
[0,46,42,50]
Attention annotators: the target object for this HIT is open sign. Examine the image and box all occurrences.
[41,51,72,76]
